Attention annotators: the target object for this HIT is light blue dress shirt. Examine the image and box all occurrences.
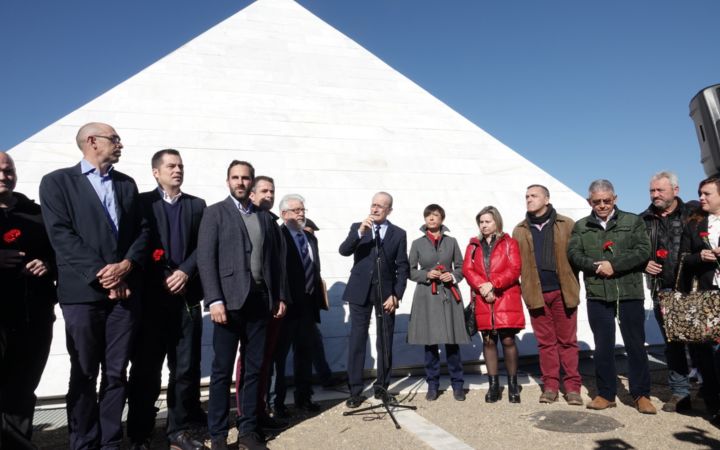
[80,159,118,237]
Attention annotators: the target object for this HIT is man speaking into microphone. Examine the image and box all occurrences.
[339,192,409,408]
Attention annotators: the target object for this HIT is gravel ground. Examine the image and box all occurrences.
[31,352,720,449]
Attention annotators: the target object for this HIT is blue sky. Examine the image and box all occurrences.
[1,0,717,212]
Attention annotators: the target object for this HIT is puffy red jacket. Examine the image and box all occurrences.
[462,233,525,331]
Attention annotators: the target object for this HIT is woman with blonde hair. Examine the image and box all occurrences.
[462,206,524,403]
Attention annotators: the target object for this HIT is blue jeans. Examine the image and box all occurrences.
[653,298,690,397]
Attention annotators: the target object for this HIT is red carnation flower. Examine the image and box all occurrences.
[700,231,710,238]
[656,249,669,259]
[3,228,21,244]
[603,241,614,251]
[152,249,165,262]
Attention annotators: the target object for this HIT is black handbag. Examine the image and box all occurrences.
[464,299,477,337]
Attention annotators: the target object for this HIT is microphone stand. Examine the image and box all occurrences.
[343,226,416,429]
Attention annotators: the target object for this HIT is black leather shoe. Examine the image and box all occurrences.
[346,395,366,408]
[453,390,466,401]
[426,389,439,401]
[210,437,229,450]
[295,398,322,412]
[382,393,398,403]
[272,404,291,419]
[236,431,268,450]
[373,388,384,399]
[258,414,289,431]
[130,440,150,450]
[322,374,348,388]
[169,431,204,450]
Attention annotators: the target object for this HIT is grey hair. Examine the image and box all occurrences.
[279,193,305,211]
[588,179,615,196]
[374,191,393,208]
[650,171,679,190]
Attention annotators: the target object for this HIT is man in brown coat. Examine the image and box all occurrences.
[512,184,582,405]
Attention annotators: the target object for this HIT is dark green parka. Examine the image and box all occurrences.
[567,209,650,301]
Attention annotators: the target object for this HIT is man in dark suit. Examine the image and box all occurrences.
[0,152,56,449]
[39,122,148,449]
[272,194,323,415]
[198,161,286,450]
[127,149,206,450]
[339,192,409,408]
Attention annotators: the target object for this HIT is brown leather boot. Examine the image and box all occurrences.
[586,395,617,410]
[635,396,657,414]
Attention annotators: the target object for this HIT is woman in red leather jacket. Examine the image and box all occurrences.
[462,205,524,403]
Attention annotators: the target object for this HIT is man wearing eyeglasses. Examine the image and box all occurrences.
[339,192,409,408]
[39,122,148,449]
[567,179,654,414]
[271,194,324,416]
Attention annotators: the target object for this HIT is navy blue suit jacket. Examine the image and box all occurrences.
[197,197,283,310]
[338,221,409,305]
[139,189,206,305]
[281,224,323,321]
[39,163,148,304]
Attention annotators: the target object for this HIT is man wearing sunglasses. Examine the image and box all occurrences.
[568,179,654,415]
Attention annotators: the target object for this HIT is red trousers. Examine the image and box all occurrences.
[528,290,581,393]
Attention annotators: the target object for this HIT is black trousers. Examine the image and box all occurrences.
[587,299,651,400]
[272,301,316,407]
[127,297,203,441]
[347,285,395,397]
[208,290,270,438]
[62,298,140,450]
[0,306,54,450]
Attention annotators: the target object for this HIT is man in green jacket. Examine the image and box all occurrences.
[568,179,655,414]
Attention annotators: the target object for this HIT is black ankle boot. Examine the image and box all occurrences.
[485,375,500,403]
[508,375,521,403]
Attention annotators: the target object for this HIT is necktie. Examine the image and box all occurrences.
[375,224,382,247]
[296,232,315,294]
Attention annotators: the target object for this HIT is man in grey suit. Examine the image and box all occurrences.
[198,161,286,450]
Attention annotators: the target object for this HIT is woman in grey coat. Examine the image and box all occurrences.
[407,204,469,401]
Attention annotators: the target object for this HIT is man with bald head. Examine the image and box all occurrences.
[0,152,56,449]
[39,123,148,449]
[339,192,409,408]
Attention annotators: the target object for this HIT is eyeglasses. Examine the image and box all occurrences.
[284,208,307,214]
[93,135,122,145]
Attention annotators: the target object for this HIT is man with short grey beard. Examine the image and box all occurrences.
[639,171,698,413]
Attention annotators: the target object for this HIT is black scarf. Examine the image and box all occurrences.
[527,204,557,272]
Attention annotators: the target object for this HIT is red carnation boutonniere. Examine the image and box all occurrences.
[603,241,614,254]
[656,249,669,261]
[152,248,165,262]
[3,228,21,244]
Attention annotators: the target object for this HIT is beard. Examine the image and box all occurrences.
[652,197,673,211]
[230,187,250,202]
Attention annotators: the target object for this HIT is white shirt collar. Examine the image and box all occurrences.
[158,187,182,205]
